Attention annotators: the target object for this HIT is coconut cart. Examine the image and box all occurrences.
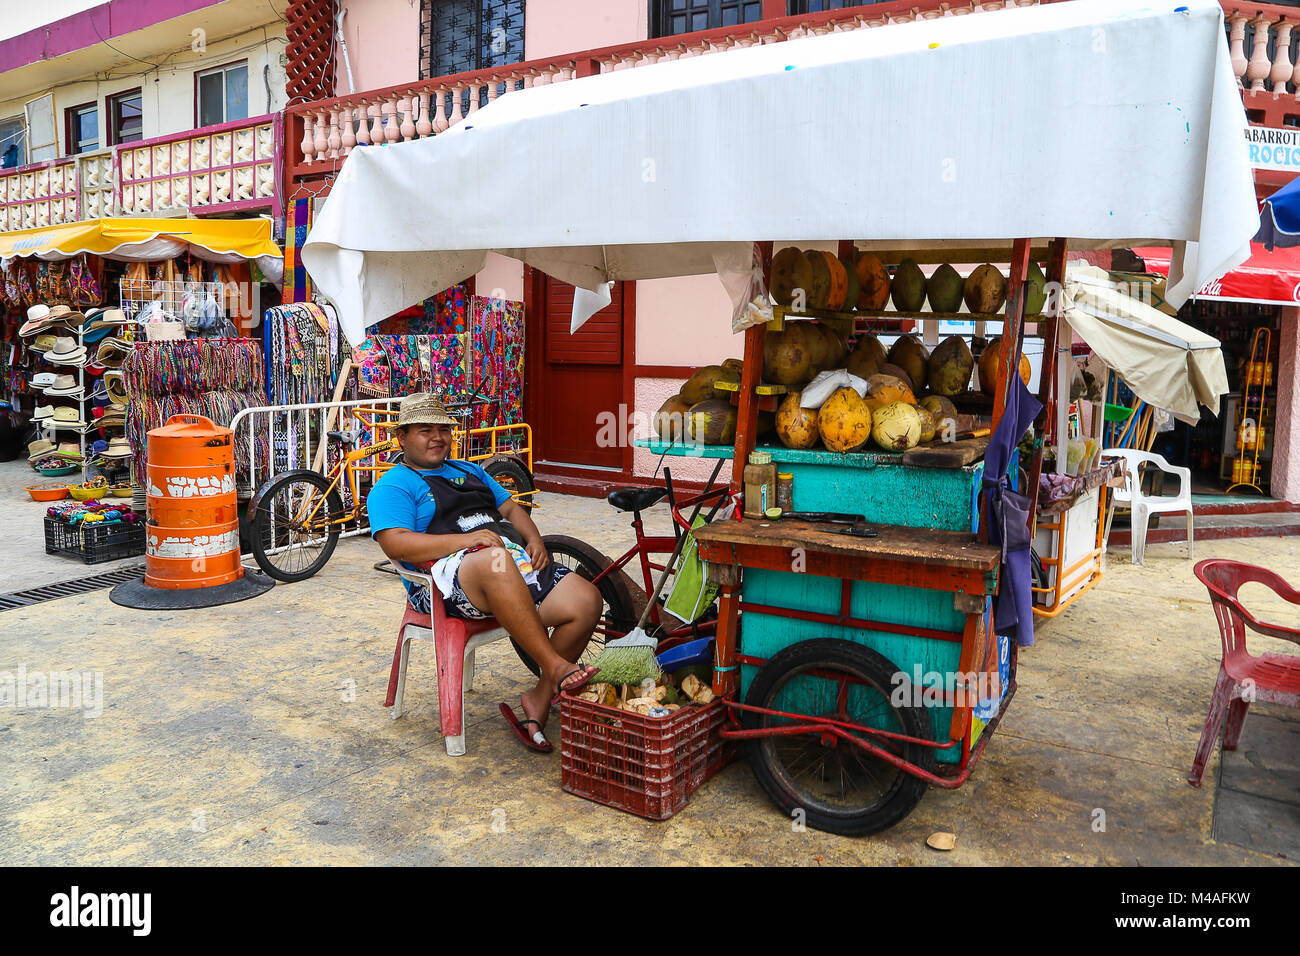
[299,0,1258,833]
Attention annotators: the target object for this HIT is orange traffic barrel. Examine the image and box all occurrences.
[143,414,243,590]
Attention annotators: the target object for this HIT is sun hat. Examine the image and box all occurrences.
[55,442,83,458]
[95,338,131,367]
[51,406,87,428]
[81,324,111,344]
[46,337,88,366]
[48,305,86,324]
[31,372,57,388]
[30,333,58,353]
[45,374,85,397]
[19,304,52,336]
[101,437,133,458]
[88,307,129,329]
[27,439,56,460]
[104,371,129,406]
[397,392,457,428]
[32,404,54,420]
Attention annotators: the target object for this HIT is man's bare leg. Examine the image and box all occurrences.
[539,573,603,665]
[455,547,596,733]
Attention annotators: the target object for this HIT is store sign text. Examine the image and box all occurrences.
[1245,126,1300,172]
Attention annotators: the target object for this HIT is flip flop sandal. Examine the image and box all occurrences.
[551,667,597,706]
[499,702,553,753]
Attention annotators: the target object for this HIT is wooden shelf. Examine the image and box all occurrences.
[767,303,1044,328]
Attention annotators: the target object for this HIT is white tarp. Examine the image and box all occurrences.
[303,0,1259,345]
[1063,264,1228,423]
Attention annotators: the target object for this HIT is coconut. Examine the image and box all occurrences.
[978,336,1031,396]
[685,400,737,445]
[871,401,923,452]
[927,335,974,397]
[775,391,820,449]
[1024,260,1048,316]
[763,326,815,386]
[845,333,886,379]
[653,394,692,442]
[770,247,813,307]
[915,407,937,444]
[865,373,916,407]
[681,364,740,405]
[964,264,1008,314]
[891,258,927,312]
[855,253,891,312]
[887,335,930,391]
[926,263,964,313]
[818,387,873,453]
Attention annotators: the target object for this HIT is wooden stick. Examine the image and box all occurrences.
[312,358,355,473]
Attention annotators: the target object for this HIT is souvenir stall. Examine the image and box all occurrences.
[300,0,1257,831]
[2,217,282,562]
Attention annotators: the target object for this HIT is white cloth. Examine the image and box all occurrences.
[302,0,1258,345]
[800,369,868,409]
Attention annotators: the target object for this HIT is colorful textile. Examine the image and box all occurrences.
[427,334,469,404]
[471,296,525,425]
[422,283,468,335]
[386,336,422,397]
[284,198,313,303]
[352,337,390,396]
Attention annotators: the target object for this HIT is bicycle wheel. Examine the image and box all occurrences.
[743,638,934,837]
[510,534,639,677]
[248,470,344,583]
[484,456,536,510]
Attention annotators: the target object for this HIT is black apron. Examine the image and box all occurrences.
[408,461,525,546]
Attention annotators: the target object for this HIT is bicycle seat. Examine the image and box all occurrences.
[607,487,668,513]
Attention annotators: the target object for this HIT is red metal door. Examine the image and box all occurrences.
[535,277,626,469]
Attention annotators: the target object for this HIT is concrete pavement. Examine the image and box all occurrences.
[0,487,1297,865]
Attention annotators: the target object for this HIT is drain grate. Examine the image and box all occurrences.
[0,565,144,612]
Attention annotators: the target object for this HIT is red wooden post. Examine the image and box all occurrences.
[991,237,1032,437]
[1024,237,1069,531]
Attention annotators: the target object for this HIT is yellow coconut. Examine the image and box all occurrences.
[818,387,873,453]
[775,391,820,449]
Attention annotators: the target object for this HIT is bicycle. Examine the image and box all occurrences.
[247,403,537,582]
[513,472,732,676]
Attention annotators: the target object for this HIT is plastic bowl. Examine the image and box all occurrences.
[69,485,105,501]
[35,464,80,478]
[26,483,71,502]
[108,485,133,498]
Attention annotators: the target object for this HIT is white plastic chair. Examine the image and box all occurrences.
[1100,449,1194,566]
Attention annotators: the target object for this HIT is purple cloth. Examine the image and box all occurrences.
[981,372,1043,648]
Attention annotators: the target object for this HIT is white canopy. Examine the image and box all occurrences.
[1063,264,1228,423]
[303,0,1259,346]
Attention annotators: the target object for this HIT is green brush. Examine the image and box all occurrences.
[590,461,724,685]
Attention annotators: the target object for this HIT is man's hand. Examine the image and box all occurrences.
[461,528,503,551]
[525,536,549,571]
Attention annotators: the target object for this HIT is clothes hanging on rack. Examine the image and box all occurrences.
[284,198,313,304]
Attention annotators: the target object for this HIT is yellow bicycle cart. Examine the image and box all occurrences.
[247,402,536,582]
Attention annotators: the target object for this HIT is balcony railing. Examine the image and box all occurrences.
[0,114,281,233]
[285,0,1043,180]
[1226,2,1300,127]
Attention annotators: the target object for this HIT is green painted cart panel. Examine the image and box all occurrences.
[637,439,983,532]
[739,567,968,763]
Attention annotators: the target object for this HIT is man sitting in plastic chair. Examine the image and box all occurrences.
[369,393,602,753]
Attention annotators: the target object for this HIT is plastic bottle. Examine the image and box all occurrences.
[743,450,776,518]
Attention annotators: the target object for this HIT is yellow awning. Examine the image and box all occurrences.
[0,217,282,261]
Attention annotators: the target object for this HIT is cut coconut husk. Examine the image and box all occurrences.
[770,246,813,307]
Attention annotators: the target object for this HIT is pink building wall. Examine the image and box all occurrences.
[334,0,421,95]
[635,275,743,367]
[524,0,646,59]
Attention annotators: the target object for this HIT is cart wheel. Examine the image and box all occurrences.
[744,638,934,837]
[510,535,640,677]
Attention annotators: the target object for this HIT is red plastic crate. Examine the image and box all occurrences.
[559,693,737,820]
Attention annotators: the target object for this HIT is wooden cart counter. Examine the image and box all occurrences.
[693,518,1000,607]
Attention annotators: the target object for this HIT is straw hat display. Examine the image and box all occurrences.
[94,338,131,368]
[44,374,85,398]
[104,371,129,406]
[101,437,133,459]
[46,337,89,367]
[50,406,87,429]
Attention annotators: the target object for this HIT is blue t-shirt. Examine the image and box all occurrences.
[368,460,511,541]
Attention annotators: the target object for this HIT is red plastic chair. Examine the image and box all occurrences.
[1188,559,1300,787]
[383,567,509,756]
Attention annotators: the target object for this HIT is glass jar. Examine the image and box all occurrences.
[743,450,776,518]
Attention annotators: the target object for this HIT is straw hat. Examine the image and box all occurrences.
[19,304,52,336]
[397,393,456,428]
[46,337,88,367]
[55,442,83,458]
[94,338,131,368]
[51,406,87,428]
[104,371,129,406]
[32,404,54,421]
[48,305,86,324]
[27,439,56,460]
[44,374,85,397]
[88,308,129,329]
[101,437,133,458]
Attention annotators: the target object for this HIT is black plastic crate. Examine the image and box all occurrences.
[44,516,145,565]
